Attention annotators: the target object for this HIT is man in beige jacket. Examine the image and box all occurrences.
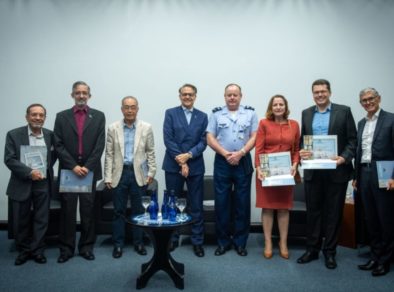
[104,96,156,258]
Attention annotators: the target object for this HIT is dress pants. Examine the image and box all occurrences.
[214,154,252,249]
[59,182,96,256]
[165,171,204,245]
[304,170,347,256]
[359,165,394,265]
[12,180,49,256]
[112,167,145,248]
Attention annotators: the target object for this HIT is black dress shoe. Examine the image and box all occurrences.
[372,264,390,277]
[236,246,248,256]
[57,254,72,263]
[297,251,319,264]
[15,253,30,266]
[33,254,47,264]
[358,260,378,271]
[169,241,179,252]
[193,245,205,257]
[214,245,231,256]
[134,244,147,256]
[324,255,337,269]
[112,247,122,259]
[80,251,95,261]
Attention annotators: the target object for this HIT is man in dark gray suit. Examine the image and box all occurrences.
[4,104,56,265]
[354,87,394,276]
[297,79,357,269]
[54,81,105,263]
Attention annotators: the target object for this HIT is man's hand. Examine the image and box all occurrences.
[180,164,189,178]
[334,156,345,166]
[387,179,394,191]
[146,176,154,185]
[175,153,192,165]
[352,179,357,191]
[299,149,312,160]
[73,165,89,177]
[31,169,44,181]
[226,151,243,166]
[105,182,112,189]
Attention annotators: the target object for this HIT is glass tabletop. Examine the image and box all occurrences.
[130,213,192,227]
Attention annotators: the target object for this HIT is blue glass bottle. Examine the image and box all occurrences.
[149,190,159,220]
[161,190,169,220]
[168,190,177,222]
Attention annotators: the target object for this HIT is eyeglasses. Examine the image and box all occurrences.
[360,96,377,105]
[122,105,138,111]
[29,113,46,118]
[180,93,195,97]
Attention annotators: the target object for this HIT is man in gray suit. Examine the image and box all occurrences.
[104,96,156,258]
[354,88,394,276]
[54,81,105,263]
[297,79,357,269]
[4,104,56,265]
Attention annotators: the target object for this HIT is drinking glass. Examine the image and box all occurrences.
[176,198,187,221]
[141,196,151,219]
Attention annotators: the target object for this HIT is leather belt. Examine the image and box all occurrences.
[123,164,134,170]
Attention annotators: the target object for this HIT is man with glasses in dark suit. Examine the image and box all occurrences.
[5,104,56,265]
[354,87,394,276]
[297,79,357,269]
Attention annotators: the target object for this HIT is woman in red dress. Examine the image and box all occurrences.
[255,95,300,259]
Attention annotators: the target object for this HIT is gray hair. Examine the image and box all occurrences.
[121,96,139,106]
[359,87,380,98]
[72,81,91,94]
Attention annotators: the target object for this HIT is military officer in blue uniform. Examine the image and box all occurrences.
[207,83,258,256]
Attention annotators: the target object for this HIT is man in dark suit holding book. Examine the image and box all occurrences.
[354,87,394,276]
[54,81,105,263]
[4,104,56,265]
[297,79,357,269]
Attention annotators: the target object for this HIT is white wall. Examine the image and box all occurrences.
[1,0,394,222]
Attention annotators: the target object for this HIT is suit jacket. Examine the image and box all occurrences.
[355,109,394,182]
[54,107,105,181]
[301,103,357,182]
[4,126,56,201]
[104,119,157,188]
[162,106,208,176]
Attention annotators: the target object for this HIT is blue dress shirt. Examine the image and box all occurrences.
[123,121,135,165]
[312,104,331,135]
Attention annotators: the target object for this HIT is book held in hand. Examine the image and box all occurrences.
[59,169,93,193]
[260,152,295,187]
[20,145,47,178]
[376,161,394,188]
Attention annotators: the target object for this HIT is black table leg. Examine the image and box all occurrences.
[136,228,184,289]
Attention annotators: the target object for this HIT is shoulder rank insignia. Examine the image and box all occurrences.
[212,107,222,113]
[244,105,255,111]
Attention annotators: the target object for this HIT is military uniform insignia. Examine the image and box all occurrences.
[212,107,223,113]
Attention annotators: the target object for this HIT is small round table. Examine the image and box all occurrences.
[127,214,193,290]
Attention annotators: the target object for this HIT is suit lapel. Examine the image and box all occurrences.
[83,109,93,132]
[134,120,141,156]
[116,121,125,158]
[304,107,314,134]
[328,104,337,135]
[21,126,30,145]
[177,106,189,131]
[373,110,385,143]
[65,108,78,134]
